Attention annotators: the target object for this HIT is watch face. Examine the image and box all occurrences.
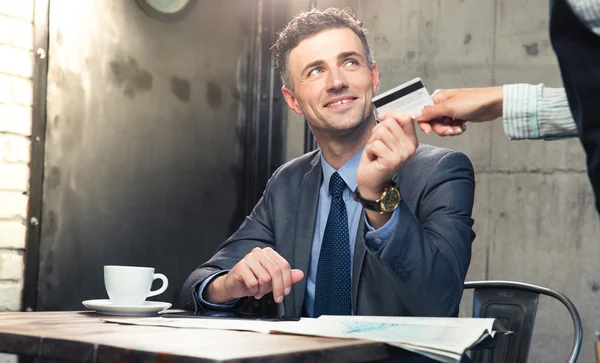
[381,187,401,212]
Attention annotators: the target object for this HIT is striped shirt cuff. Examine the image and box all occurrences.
[537,87,577,139]
[503,83,577,140]
[503,83,540,140]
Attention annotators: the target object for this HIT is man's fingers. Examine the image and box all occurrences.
[379,110,417,135]
[242,252,272,299]
[392,113,418,149]
[230,249,304,302]
[263,247,292,302]
[365,140,392,165]
[264,269,303,299]
[253,248,284,302]
[374,117,404,142]
[373,111,419,154]
[236,259,260,297]
[369,120,402,152]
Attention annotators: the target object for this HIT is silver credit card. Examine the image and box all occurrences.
[373,77,434,116]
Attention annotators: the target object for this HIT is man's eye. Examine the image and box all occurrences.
[345,60,359,67]
[309,68,323,76]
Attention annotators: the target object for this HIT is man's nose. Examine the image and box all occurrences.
[326,68,349,92]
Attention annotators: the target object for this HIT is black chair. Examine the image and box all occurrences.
[464,280,582,363]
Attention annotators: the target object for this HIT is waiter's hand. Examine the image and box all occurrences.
[415,86,504,136]
[206,247,304,304]
[356,110,418,228]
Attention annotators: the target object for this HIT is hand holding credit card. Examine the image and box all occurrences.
[372,77,434,117]
[356,78,422,208]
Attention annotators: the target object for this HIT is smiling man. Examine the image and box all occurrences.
[182,8,475,327]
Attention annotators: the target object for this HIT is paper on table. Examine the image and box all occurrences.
[103,315,508,363]
[389,342,461,363]
[318,315,501,334]
[266,318,494,358]
[312,316,507,362]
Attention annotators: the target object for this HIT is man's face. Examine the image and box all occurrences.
[282,28,380,137]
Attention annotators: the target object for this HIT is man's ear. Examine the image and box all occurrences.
[282,86,303,115]
[371,62,380,95]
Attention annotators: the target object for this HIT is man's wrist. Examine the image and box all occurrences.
[206,274,233,304]
[365,209,392,229]
[356,183,385,201]
[356,183,396,229]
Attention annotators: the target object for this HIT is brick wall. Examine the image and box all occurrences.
[0,0,35,312]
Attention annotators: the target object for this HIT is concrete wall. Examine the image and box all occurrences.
[286,1,599,362]
[37,0,253,311]
[0,0,33,312]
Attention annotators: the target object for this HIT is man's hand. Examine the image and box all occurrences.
[415,86,504,136]
[206,247,304,305]
[356,111,418,228]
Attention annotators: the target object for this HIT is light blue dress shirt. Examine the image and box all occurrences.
[198,147,400,316]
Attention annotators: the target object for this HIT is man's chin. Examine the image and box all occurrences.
[324,117,365,135]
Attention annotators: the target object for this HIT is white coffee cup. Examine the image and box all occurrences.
[104,265,168,306]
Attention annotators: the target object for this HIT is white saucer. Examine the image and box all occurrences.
[82,299,171,316]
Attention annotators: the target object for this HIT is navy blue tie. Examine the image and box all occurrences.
[313,172,352,317]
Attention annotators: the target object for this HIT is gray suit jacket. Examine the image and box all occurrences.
[182,144,475,318]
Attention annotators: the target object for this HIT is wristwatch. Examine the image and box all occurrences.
[353,181,401,214]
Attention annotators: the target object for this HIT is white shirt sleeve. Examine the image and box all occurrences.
[502,84,577,140]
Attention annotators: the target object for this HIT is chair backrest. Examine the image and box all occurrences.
[464,281,582,363]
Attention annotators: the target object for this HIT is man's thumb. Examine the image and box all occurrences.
[291,269,305,283]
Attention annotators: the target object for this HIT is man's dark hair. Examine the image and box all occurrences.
[273,7,374,90]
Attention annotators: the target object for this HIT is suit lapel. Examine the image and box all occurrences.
[352,208,367,314]
[291,152,322,317]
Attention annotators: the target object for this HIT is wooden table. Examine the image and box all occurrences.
[0,311,413,362]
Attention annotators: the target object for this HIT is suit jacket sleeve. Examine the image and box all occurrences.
[365,151,475,317]
[180,168,280,309]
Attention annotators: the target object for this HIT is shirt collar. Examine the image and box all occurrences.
[320,146,364,195]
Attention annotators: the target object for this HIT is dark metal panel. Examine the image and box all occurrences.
[37,0,261,310]
[22,0,50,312]
[242,0,289,212]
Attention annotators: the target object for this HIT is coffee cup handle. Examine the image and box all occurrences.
[147,273,169,298]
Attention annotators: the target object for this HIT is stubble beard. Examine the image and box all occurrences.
[317,102,374,142]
